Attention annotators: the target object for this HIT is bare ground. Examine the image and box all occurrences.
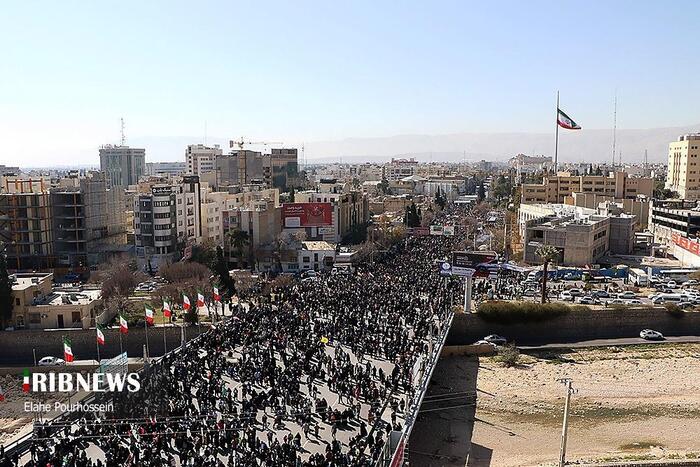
[470,344,700,466]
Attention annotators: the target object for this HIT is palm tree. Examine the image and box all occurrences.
[228,230,250,269]
[536,244,559,304]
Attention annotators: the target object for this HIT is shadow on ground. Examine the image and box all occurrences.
[409,354,479,466]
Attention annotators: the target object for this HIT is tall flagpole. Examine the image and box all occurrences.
[554,91,560,173]
[144,317,150,360]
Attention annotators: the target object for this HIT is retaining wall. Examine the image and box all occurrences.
[446,308,700,346]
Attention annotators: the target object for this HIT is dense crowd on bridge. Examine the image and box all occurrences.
[1,208,468,467]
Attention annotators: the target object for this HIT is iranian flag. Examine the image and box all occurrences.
[96,324,105,346]
[197,292,205,308]
[163,300,172,318]
[0,383,4,401]
[145,305,155,325]
[557,108,581,130]
[23,369,30,392]
[63,337,74,362]
[213,287,221,303]
[183,294,191,311]
[119,314,128,334]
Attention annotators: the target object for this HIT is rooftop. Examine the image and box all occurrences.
[301,241,335,251]
[11,273,53,291]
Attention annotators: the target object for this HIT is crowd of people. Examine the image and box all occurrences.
[2,209,468,467]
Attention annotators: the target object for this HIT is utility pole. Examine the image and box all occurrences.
[558,378,576,467]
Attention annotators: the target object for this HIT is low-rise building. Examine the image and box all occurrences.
[521,171,654,204]
[10,273,102,330]
[298,241,335,271]
[649,199,700,267]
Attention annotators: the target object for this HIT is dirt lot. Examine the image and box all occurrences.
[470,344,700,466]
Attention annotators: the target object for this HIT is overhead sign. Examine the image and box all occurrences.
[407,227,429,236]
[282,203,333,227]
[452,251,498,277]
[443,225,455,236]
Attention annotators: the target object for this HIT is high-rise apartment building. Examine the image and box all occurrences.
[186,144,222,176]
[99,145,145,187]
[666,134,700,200]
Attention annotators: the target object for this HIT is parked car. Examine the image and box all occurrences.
[682,280,699,288]
[625,299,643,305]
[617,291,638,300]
[567,288,584,297]
[640,329,664,341]
[577,296,598,305]
[607,298,626,305]
[666,281,679,289]
[38,356,66,366]
[592,290,610,299]
[559,291,573,301]
[473,340,498,348]
[522,289,537,297]
[482,334,508,346]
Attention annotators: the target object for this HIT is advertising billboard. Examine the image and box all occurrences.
[452,251,498,277]
[282,203,333,227]
[443,225,455,236]
[430,225,444,236]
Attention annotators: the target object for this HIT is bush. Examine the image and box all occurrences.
[495,344,521,367]
[477,301,575,324]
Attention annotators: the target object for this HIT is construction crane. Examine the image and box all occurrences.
[229,137,283,150]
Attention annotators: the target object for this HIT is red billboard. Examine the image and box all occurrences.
[282,203,333,227]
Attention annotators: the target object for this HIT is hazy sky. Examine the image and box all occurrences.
[3,0,699,166]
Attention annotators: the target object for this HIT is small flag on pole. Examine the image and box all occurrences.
[197,292,205,308]
[557,108,581,130]
[63,337,74,362]
[163,300,172,318]
[213,287,221,303]
[0,383,5,401]
[119,314,128,334]
[96,324,105,346]
[23,369,30,392]
[183,295,191,311]
[145,305,155,325]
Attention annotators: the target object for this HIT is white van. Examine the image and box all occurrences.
[651,293,683,305]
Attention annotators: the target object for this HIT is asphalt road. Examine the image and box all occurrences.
[519,335,700,350]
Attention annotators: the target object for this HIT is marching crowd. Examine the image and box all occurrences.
[2,210,465,466]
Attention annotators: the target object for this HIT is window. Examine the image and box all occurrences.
[303,257,310,263]
[72,312,81,323]
[15,298,20,306]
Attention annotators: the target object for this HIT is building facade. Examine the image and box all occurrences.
[521,171,653,204]
[186,144,222,177]
[99,145,145,187]
[666,134,700,200]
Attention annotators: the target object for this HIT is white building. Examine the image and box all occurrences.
[384,158,418,181]
[186,144,222,177]
[99,145,145,187]
[298,241,335,271]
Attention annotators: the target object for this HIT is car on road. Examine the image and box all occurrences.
[617,291,638,300]
[666,281,679,289]
[482,334,508,346]
[567,288,584,297]
[473,340,498,348]
[559,291,573,301]
[607,298,626,305]
[592,290,610,299]
[522,289,537,297]
[38,356,66,366]
[625,299,643,305]
[682,279,699,288]
[651,293,684,305]
[577,296,598,305]
[640,329,664,341]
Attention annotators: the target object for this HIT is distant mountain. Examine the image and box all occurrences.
[103,125,700,166]
[303,125,700,164]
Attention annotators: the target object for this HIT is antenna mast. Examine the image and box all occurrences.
[120,118,126,146]
[612,92,617,169]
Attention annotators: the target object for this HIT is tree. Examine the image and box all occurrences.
[213,246,236,299]
[228,229,250,269]
[653,180,679,200]
[190,239,216,268]
[159,261,211,283]
[378,178,392,195]
[100,258,145,302]
[434,188,446,210]
[403,203,421,228]
[0,243,13,328]
[536,245,559,304]
[477,184,486,203]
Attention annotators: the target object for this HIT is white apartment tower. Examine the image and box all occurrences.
[186,144,222,176]
[99,145,145,187]
[666,134,700,200]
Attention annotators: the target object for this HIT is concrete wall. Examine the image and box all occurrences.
[0,326,205,366]
[447,308,700,346]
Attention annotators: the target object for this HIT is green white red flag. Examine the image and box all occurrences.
[63,336,74,362]
[163,300,172,318]
[145,305,155,325]
[557,108,581,130]
[119,314,128,334]
[183,294,191,311]
[96,325,105,346]
[197,293,205,308]
[213,287,221,302]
